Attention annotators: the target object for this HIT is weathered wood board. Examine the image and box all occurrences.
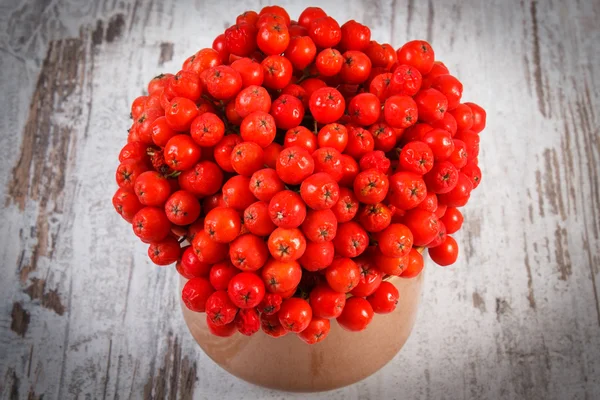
[0,0,599,399]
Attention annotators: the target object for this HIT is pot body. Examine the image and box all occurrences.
[180,271,424,392]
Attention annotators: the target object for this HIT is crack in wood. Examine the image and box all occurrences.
[554,224,572,281]
[495,298,511,321]
[523,233,537,309]
[530,0,547,117]
[10,302,30,337]
[7,35,86,283]
[472,292,486,313]
[426,0,434,44]
[142,334,197,400]
[158,42,174,66]
[24,277,66,315]
[106,14,126,43]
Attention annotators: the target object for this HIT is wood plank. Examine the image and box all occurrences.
[0,0,598,399]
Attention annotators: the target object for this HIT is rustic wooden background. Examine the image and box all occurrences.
[0,0,598,398]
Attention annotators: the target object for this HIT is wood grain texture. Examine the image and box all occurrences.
[0,0,599,399]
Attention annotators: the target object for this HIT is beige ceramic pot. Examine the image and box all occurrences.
[180,270,424,392]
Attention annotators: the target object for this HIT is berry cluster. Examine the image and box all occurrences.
[112,6,486,344]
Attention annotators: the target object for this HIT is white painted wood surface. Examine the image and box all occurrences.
[0,0,599,398]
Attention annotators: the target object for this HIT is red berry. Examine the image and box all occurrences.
[441,207,463,234]
[351,257,383,297]
[401,248,425,278]
[206,65,243,100]
[207,317,237,337]
[230,141,264,177]
[369,123,396,152]
[353,168,389,204]
[204,207,241,243]
[234,308,261,336]
[165,190,201,225]
[284,36,317,70]
[369,72,394,101]
[176,246,210,279]
[399,141,435,175]
[300,172,340,210]
[461,161,482,189]
[298,241,335,271]
[244,201,277,236]
[374,251,409,276]
[191,112,225,147]
[261,258,302,294]
[332,187,359,222]
[209,261,239,290]
[448,139,468,169]
[325,257,361,293]
[336,297,373,331]
[276,146,315,185]
[377,223,413,257]
[165,97,198,131]
[339,154,360,186]
[284,126,317,153]
[396,40,435,75]
[182,277,215,312]
[309,87,346,124]
[278,298,312,333]
[225,23,258,57]
[297,317,330,344]
[312,147,344,181]
[192,230,228,264]
[384,95,418,129]
[454,130,480,161]
[424,161,459,194]
[151,117,177,147]
[309,16,341,48]
[301,208,338,243]
[437,172,473,207]
[263,142,283,168]
[359,150,391,173]
[464,102,486,133]
[309,284,346,319]
[318,123,348,152]
[340,20,371,51]
[429,235,459,266]
[258,292,283,315]
[421,129,454,161]
[391,64,422,96]
[148,237,181,266]
[257,21,290,56]
[367,281,399,313]
[113,187,143,222]
[229,233,269,271]
[448,103,474,131]
[261,55,293,90]
[222,175,256,211]
[315,48,344,77]
[402,208,440,246]
[340,51,372,84]
[206,290,238,325]
[271,94,305,130]
[348,93,381,126]
[388,171,427,210]
[134,171,171,206]
[357,203,392,232]
[267,227,306,262]
[431,74,463,111]
[268,190,307,228]
[228,272,265,309]
[235,85,272,118]
[345,125,374,159]
[261,312,288,337]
